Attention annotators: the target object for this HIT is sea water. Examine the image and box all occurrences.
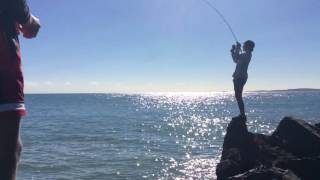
[17,91,320,179]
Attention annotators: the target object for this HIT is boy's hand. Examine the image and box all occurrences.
[20,14,41,39]
[235,42,241,51]
[236,42,241,48]
[230,45,236,52]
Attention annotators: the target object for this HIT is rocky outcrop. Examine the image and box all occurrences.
[216,116,320,180]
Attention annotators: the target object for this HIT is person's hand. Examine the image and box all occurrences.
[19,14,41,39]
[235,42,241,51]
[230,44,236,52]
[236,42,241,48]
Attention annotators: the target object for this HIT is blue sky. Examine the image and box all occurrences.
[21,0,320,93]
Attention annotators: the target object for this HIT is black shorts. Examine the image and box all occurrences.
[233,78,247,92]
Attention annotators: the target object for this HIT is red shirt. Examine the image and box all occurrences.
[0,30,26,116]
[0,0,30,116]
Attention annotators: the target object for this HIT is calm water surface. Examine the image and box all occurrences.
[17,91,320,179]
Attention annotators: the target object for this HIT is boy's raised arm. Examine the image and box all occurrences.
[231,42,241,63]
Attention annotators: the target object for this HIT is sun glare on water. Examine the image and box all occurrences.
[133,92,234,179]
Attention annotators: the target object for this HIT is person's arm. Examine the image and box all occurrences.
[12,0,40,39]
[230,42,241,63]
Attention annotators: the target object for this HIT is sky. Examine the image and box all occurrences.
[20,0,320,93]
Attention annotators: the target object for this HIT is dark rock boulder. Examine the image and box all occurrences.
[281,156,320,180]
[228,167,301,180]
[217,116,259,179]
[216,116,320,180]
[272,117,320,157]
[315,123,320,134]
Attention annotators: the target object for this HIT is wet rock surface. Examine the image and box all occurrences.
[216,116,320,180]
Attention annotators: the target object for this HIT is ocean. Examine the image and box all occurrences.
[17,91,320,180]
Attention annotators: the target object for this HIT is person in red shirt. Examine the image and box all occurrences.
[0,0,40,179]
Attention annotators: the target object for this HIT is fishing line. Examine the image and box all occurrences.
[200,0,239,42]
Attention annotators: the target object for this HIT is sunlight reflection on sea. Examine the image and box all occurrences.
[18,91,320,179]
[134,92,233,179]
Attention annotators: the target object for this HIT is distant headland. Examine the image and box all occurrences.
[251,88,320,93]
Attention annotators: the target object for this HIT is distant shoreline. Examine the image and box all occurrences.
[24,88,320,95]
[252,88,320,92]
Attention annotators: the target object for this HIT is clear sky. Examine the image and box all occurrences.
[21,0,320,93]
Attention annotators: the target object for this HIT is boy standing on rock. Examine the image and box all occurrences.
[0,0,40,179]
[230,40,255,119]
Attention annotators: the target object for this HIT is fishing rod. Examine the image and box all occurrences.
[200,0,239,43]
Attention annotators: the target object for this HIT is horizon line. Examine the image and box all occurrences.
[24,88,320,95]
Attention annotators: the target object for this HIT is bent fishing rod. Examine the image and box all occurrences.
[200,0,239,43]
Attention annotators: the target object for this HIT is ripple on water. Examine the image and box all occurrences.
[18,92,320,179]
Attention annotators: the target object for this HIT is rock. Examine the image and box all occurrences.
[315,123,320,133]
[216,116,320,180]
[221,116,250,156]
[272,117,320,157]
[252,134,295,168]
[284,156,320,180]
[217,116,259,179]
[216,158,241,180]
[228,167,301,180]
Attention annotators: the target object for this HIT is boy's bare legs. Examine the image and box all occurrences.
[233,78,247,117]
[0,114,22,180]
[235,88,245,116]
